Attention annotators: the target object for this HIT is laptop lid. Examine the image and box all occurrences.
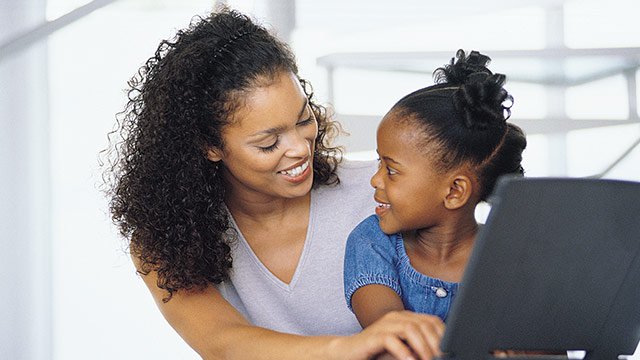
[440,177,640,360]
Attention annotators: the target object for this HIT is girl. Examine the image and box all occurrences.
[344,49,527,328]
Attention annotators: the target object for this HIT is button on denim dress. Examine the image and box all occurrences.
[344,215,459,322]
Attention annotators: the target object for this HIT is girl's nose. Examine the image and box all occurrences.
[370,166,383,189]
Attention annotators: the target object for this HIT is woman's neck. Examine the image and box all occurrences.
[225,189,311,223]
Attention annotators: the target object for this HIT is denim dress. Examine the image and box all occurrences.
[344,215,459,322]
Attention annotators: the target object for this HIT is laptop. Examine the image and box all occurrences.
[437,177,640,360]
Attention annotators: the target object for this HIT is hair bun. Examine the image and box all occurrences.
[435,49,492,86]
[434,49,513,130]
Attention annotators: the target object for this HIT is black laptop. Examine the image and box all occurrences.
[437,177,640,360]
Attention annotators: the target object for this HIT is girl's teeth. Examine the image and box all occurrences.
[377,203,390,209]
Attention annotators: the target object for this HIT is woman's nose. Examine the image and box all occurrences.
[284,130,311,158]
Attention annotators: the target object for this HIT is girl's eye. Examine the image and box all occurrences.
[258,139,279,153]
[376,158,397,176]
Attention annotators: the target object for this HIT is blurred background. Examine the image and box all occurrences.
[1,0,639,359]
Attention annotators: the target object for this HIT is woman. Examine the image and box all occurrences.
[105,9,443,360]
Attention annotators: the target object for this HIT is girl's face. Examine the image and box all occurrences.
[371,112,452,234]
[210,71,318,202]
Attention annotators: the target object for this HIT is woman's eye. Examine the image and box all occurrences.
[296,117,314,126]
[297,108,315,126]
[386,167,397,176]
[258,140,279,153]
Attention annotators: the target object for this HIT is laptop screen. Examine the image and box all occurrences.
[440,177,640,360]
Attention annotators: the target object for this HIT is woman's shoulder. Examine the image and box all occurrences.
[338,158,378,172]
[312,158,377,228]
[315,158,376,195]
[337,159,378,179]
[333,159,377,190]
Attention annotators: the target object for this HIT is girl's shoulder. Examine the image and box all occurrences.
[345,215,399,268]
[348,214,395,249]
[350,214,381,235]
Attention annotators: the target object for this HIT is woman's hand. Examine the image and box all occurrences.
[329,310,445,360]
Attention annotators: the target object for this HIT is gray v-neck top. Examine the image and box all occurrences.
[217,160,377,335]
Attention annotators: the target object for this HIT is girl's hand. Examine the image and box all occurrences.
[330,310,445,360]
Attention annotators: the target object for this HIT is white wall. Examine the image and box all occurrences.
[0,0,51,358]
[1,0,639,359]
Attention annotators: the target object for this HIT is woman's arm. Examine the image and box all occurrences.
[139,268,329,359]
[136,259,443,360]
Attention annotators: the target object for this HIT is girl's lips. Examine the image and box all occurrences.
[375,202,390,216]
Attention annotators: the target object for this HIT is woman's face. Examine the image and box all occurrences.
[370,112,452,234]
[211,71,318,202]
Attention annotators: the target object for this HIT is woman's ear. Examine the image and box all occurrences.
[206,147,223,162]
[444,175,473,210]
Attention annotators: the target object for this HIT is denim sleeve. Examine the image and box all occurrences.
[343,215,401,312]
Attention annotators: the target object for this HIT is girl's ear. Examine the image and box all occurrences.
[206,147,223,162]
[444,175,473,210]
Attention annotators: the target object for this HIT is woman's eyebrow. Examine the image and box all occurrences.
[250,98,308,137]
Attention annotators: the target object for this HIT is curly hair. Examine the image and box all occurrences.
[391,49,527,201]
[103,9,343,301]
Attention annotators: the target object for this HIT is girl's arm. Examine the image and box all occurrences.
[135,257,443,360]
[351,285,444,359]
[350,284,405,328]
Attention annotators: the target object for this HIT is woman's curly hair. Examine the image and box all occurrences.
[103,9,343,301]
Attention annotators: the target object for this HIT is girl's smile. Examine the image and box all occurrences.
[374,197,391,217]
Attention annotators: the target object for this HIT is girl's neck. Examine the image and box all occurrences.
[404,216,479,264]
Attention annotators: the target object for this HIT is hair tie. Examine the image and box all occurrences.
[212,27,254,60]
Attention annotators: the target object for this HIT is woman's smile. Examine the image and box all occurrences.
[278,159,312,183]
